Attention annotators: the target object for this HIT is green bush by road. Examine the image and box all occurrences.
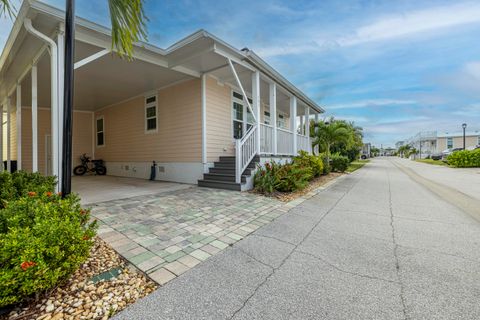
[447,149,480,168]
[0,171,97,307]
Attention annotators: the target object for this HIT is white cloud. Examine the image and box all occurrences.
[257,2,480,57]
[328,99,416,110]
[339,2,480,46]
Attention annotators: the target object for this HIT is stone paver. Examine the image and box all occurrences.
[114,159,480,320]
[90,186,283,284]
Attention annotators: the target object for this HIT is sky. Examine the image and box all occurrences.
[1,0,480,147]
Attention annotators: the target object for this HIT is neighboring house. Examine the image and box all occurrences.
[361,143,371,158]
[436,131,480,152]
[0,1,323,191]
[406,131,438,159]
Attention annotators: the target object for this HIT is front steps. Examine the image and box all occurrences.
[198,155,260,191]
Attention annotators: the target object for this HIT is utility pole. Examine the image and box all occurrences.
[61,0,75,197]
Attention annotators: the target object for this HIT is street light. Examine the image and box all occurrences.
[462,123,467,150]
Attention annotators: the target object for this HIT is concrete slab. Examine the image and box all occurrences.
[73,175,192,205]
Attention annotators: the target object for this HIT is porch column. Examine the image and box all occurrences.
[16,84,22,170]
[32,65,38,172]
[6,98,11,172]
[299,109,304,135]
[201,73,208,173]
[269,82,277,154]
[252,71,261,154]
[0,102,3,171]
[305,107,310,153]
[57,25,65,188]
[290,96,297,155]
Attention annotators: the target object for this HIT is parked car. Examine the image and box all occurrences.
[466,145,480,151]
[441,147,463,159]
[431,153,443,160]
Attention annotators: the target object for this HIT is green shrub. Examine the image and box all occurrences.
[330,153,350,172]
[0,173,96,307]
[293,151,324,177]
[447,149,480,168]
[275,162,312,192]
[318,153,331,175]
[0,171,56,209]
[254,161,280,194]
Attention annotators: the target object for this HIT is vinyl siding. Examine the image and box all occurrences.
[205,76,234,162]
[1,110,16,163]
[94,79,202,163]
[20,109,93,174]
[436,136,479,152]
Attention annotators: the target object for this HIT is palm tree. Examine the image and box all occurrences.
[1,0,147,196]
[311,117,351,161]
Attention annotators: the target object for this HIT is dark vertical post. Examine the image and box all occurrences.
[462,123,467,150]
[62,0,75,197]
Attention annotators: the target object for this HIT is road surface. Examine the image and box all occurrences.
[115,158,480,320]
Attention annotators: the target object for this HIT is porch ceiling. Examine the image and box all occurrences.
[16,40,194,111]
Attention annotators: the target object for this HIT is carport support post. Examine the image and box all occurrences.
[32,65,38,172]
[62,0,75,197]
[16,84,21,170]
[57,23,65,190]
[290,96,297,155]
[269,82,277,155]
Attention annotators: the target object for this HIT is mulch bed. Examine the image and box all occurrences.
[252,172,344,202]
[1,238,157,320]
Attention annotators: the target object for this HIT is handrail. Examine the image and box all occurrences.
[277,127,293,134]
[235,125,258,183]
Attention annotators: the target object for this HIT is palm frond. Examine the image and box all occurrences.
[108,0,148,59]
[0,0,16,19]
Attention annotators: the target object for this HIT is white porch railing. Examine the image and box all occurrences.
[235,126,258,183]
[260,124,274,154]
[296,134,309,153]
[277,128,294,155]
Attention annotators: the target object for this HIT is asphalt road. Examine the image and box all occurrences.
[115,158,480,320]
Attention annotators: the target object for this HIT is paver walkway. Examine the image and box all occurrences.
[90,187,284,284]
[114,158,480,319]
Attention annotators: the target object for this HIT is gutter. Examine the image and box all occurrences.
[23,18,60,190]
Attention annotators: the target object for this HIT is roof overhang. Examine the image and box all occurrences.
[0,0,324,114]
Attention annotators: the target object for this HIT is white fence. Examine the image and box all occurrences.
[277,128,294,155]
[260,124,274,154]
[296,134,310,153]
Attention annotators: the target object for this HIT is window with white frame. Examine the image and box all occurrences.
[96,117,104,147]
[264,110,271,125]
[446,137,453,149]
[232,91,253,139]
[145,95,157,132]
[277,112,287,129]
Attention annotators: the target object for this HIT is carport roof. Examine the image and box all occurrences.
[0,0,324,113]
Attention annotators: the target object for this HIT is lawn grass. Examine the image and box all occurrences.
[414,159,448,166]
[346,160,370,173]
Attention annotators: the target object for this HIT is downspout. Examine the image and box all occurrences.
[24,19,59,190]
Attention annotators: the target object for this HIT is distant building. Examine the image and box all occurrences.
[403,130,480,158]
[361,143,371,158]
[436,131,480,152]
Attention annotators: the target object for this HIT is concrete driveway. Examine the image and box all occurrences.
[72,176,192,205]
[115,158,480,320]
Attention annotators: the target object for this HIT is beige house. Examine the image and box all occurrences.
[0,1,323,191]
[436,132,480,152]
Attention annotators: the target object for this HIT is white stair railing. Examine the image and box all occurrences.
[235,125,258,183]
